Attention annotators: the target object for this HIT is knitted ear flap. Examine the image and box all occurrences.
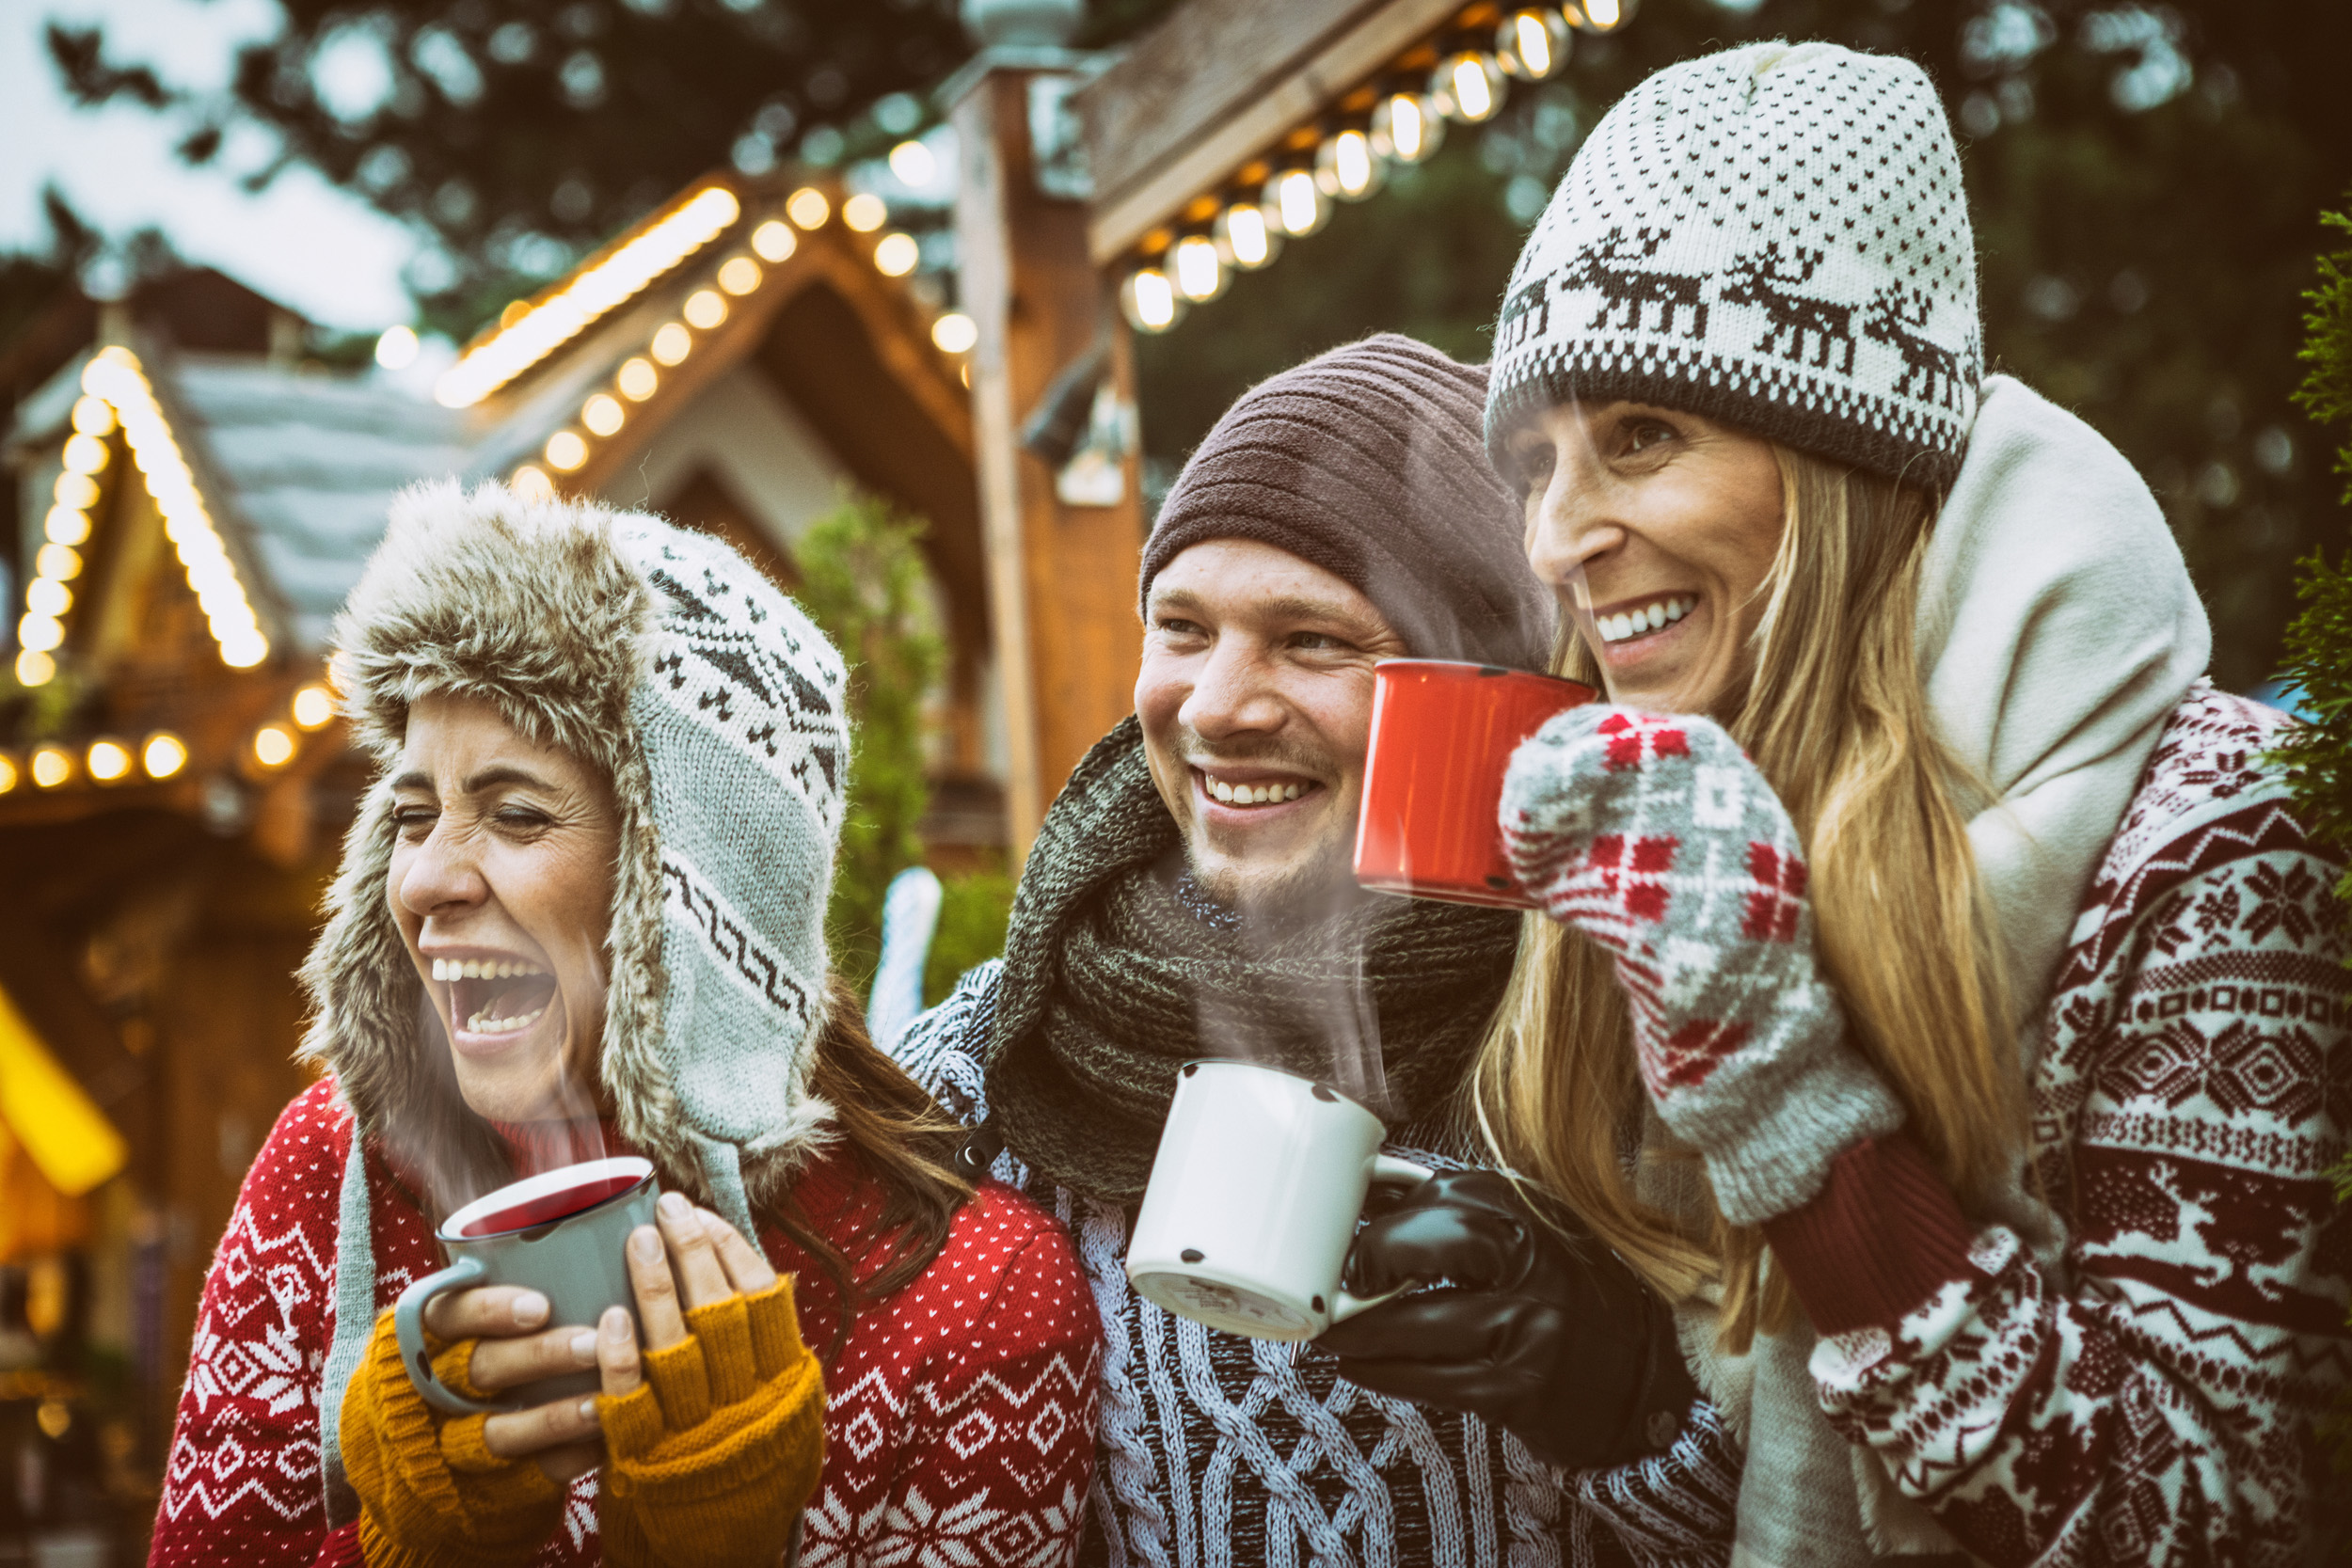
[1486,41,1982,489]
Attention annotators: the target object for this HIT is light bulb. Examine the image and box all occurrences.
[683,290,728,329]
[1497,9,1570,78]
[1314,128,1386,202]
[582,394,625,436]
[63,434,110,475]
[374,325,421,370]
[873,232,921,277]
[36,544,80,581]
[25,578,71,617]
[1432,52,1505,122]
[1120,268,1184,333]
[253,725,295,768]
[617,357,660,401]
[717,256,762,295]
[142,732,187,778]
[787,188,831,229]
[55,471,99,510]
[651,324,693,365]
[1263,167,1330,237]
[72,396,116,436]
[1171,235,1227,302]
[17,613,63,652]
[293,685,336,729]
[842,193,888,232]
[1565,0,1636,31]
[545,431,589,471]
[1214,202,1280,270]
[0,752,14,792]
[87,740,131,783]
[30,746,71,788]
[511,465,555,501]
[889,139,936,186]
[752,220,796,262]
[45,507,91,546]
[930,312,978,355]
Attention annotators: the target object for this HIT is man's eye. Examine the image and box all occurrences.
[1625,420,1677,452]
[1290,631,1349,652]
[1157,617,1204,638]
[1513,441,1557,493]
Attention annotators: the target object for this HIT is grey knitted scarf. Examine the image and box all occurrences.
[982,717,1523,1203]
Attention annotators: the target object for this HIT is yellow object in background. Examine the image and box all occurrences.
[0,979,128,1207]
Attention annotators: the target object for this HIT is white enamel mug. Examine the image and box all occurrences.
[1127,1059,1432,1341]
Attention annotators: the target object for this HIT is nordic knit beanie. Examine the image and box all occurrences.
[1486,41,1983,490]
[1140,333,1553,671]
[313,481,848,1235]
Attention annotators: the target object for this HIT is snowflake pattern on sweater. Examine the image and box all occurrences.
[1792,686,2352,1564]
[894,967,1742,1568]
[150,1078,1103,1567]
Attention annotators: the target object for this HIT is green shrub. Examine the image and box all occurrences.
[2278,190,2352,1497]
[795,491,1016,1006]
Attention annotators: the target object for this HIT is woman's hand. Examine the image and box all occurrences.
[594,1192,826,1568]
[1498,705,1903,1224]
[419,1283,607,1482]
[1317,1170,1696,1470]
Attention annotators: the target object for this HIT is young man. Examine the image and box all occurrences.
[896,336,1712,1567]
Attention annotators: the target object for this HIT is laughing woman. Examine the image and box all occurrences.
[1349,41,2347,1568]
[149,483,1100,1567]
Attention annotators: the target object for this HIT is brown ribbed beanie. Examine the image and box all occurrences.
[1139,334,1553,671]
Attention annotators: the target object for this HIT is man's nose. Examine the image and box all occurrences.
[396,825,488,920]
[1181,638,1286,739]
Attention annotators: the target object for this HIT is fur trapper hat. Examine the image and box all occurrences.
[299,480,850,1232]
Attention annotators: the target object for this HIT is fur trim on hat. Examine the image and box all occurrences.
[301,481,848,1220]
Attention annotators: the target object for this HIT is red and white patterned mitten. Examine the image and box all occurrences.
[1499,706,1903,1224]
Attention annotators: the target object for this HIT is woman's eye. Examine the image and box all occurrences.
[1625,420,1677,453]
[391,806,436,838]
[494,807,553,833]
[1513,441,1557,493]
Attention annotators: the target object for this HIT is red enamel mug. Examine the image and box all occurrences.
[1353,659,1598,909]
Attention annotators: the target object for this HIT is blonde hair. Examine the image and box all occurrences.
[1471,444,2021,1351]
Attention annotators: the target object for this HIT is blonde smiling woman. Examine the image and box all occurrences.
[1333,40,2349,1568]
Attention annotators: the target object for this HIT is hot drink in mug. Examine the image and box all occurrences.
[1127,1060,1430,1341]
[1354,658,1597,908]
[395,1154,660,1413]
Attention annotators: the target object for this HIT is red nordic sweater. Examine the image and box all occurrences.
[149,1077,1103,1566]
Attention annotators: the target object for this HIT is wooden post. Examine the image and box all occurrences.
[950,59,1147,863]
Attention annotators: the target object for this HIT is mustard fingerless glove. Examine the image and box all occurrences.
[596,1278,825,1568]
[340,1309,565,1568]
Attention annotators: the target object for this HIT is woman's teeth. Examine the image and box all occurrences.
[1598,595,1695,644]
[431,958,546,981]
[467,1005,547,1035]
[1206,776,1304,806]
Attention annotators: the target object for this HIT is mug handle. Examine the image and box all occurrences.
[1326,1155,1435,1326]
[393,1254,506,1415]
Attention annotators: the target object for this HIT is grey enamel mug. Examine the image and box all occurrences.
[393,1155,659,1414]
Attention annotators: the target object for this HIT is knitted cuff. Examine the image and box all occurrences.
[1761,1132,1976,1334]
[1685,1044,1906,1226]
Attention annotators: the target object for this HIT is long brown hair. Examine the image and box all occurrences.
[1471,444,2022,1351]
[770,975,974,1362]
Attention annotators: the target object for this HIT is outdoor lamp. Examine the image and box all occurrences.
[1431,51,1507,123]
[1214,200,1281,270]
[1370,91,1444,165]
[1498,9,1571,78]
[1314,126,1387,202]
[1170,234,1227,302]
[1563,0,1637,32]
[1262,166,1330,237]
[1120,267,1185,333]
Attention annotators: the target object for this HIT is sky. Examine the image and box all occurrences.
[1,0,420,330]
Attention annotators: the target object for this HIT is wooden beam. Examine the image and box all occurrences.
[1078,0,1465,266]
[952,62,1148,863]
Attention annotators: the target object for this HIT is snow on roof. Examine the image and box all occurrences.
[165,356,472,652]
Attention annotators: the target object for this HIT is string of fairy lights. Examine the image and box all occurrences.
[433,177,975,500]
[0,679,336,799]
[1117,0,1636,333]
